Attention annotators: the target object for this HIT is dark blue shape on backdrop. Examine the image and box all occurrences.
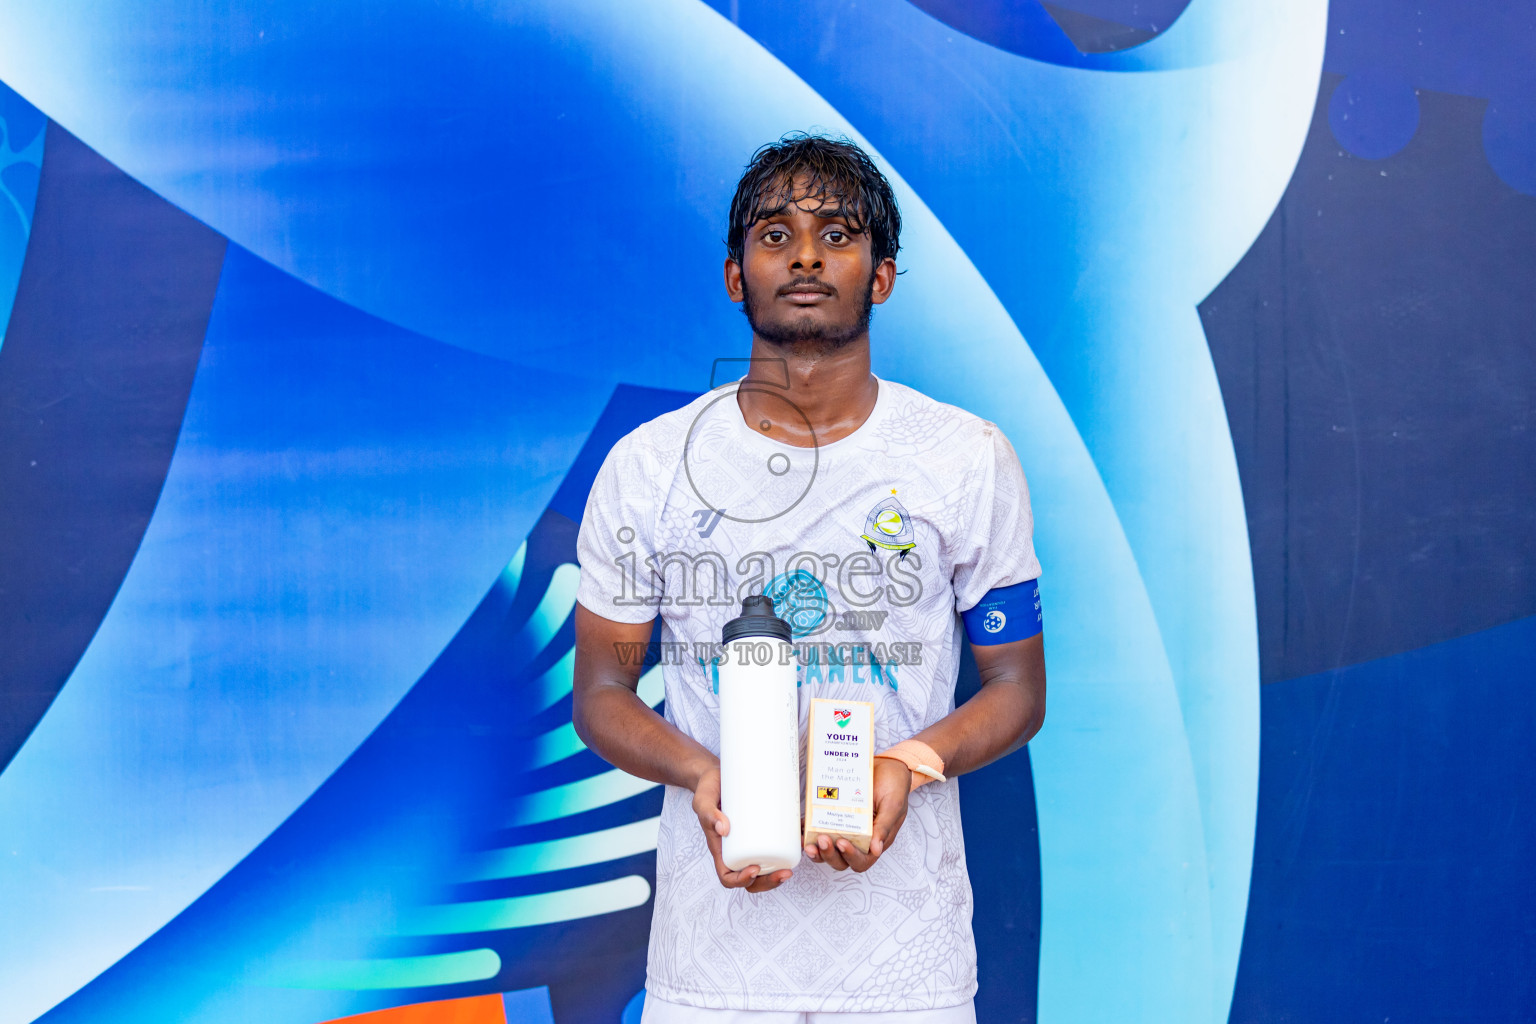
[0,124,225,771]
[903,0,1189,58]
[1201,82,1536,683]
[1328,70,1421,159]
[957,649,1042,1024]
[1324,0,1536,193]
[1231,615,1536,1023]
[1202,3,1536,1018]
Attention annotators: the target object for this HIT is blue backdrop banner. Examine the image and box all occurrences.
[0,2,1529,1023]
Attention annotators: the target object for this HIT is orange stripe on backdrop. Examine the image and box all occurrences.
[322,994,508,1024]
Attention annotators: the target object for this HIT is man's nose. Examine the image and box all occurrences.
[789,237,823,272]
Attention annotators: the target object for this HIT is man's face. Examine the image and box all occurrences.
[725,184,896,351]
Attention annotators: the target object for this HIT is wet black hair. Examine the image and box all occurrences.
[726,132,901,268]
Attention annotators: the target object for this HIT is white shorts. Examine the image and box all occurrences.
[639,994,978,1024]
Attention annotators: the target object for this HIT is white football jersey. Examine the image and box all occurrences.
[576,376,1041,1012]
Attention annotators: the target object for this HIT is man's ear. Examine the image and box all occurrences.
[870,257,898,306]
[724,258,745,302]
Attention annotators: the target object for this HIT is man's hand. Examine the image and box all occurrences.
[692,764,795,893]
[576,606,789,892]
[804,757,910,872]
[575,606,798,894]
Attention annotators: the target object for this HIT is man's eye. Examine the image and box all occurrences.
[764,230,786,243]
[826,230,846,243]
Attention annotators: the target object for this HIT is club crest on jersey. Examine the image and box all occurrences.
[860,490,916,558]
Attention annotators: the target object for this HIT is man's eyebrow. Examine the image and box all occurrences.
[750,202,794,223]
[810,205,857,222]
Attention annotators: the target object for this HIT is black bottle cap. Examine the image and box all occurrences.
[721,595,792,644]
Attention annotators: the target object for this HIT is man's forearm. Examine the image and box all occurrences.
[911,635,1046,778]
[914,680,1042,778]
[573,682,717,790]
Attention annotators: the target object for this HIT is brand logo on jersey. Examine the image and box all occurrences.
[692,507,726,538]
[833,708,852,728]
[860,489,917,559]
[984,609,1007,633]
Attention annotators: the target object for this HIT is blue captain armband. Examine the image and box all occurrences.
[961,578,1043,645]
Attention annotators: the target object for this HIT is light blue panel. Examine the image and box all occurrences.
[499,541,528,597]
[531,649,577,714]
[876,196,1211,1021]
[267,950,503,990]
[508,769,662,827]
[528,721,589,770]
[465,818,662,882]
[515,564,580,654]
[401,877,652,937]
[0,248,610,1024]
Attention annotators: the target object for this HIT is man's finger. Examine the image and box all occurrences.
[839,838,877,873]
[817,834,850,871]
[703,817,723,854]
[692,771,724,821]
[745,868,793,893]
[871,811,903,856]
[869,797,907,858]
[696,805,729,841]
[703,814,752,888]
[720,864,761,887]
[707,825,757,887]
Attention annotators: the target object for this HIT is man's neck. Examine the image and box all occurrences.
[736,334,879,448]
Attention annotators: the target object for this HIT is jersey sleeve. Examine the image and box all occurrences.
[950,423,1043,618]
[575,431,663,624]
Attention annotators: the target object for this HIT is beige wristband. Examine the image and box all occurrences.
[875,739,947,791]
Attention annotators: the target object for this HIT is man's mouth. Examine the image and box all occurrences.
[778,281,835,303]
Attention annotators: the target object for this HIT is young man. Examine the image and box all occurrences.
[572,134,1046,1022]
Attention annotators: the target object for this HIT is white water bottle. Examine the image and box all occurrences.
[718,595,803,873]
